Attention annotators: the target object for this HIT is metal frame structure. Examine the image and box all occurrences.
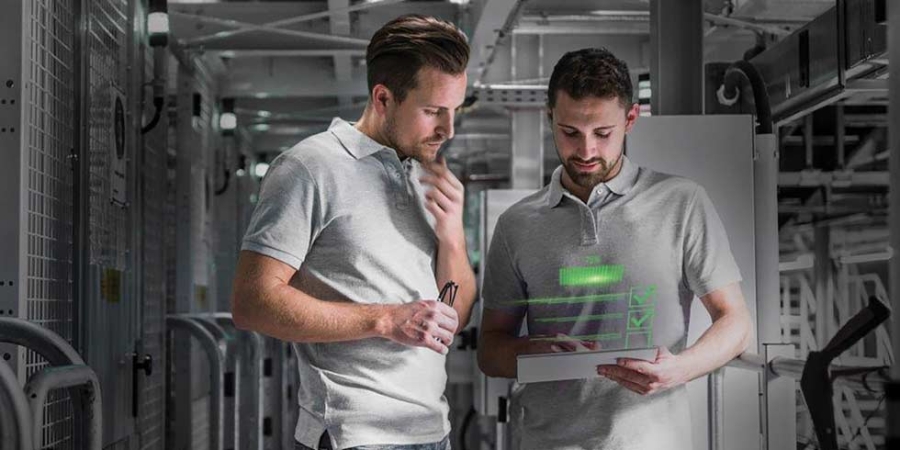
[212,313,266,450]
[0,360,33,450]
[0,317,103,450]
[166,315,224,450]
[709,294,891,450]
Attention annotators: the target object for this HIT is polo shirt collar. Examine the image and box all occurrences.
[547,155,639,208]
[329,117,387,160]
[605,155,639,196]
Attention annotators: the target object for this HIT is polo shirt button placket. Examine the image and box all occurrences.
[581,205,598,246]
[392,165,408,209]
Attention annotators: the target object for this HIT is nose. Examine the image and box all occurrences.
[576,135,597,158]
[438,113,454,141]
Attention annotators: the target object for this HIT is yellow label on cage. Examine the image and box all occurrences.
[101,269,122,303]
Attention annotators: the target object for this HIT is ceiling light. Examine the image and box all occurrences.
[148,0,169,47]
[220,98,237,134]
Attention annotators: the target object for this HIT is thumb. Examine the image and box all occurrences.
[657,346,673,360]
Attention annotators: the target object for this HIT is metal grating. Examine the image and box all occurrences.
[23,0,78,448]
[138,43,168,450]
[87,0,128,269]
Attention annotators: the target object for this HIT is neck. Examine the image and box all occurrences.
[354,104,407,160]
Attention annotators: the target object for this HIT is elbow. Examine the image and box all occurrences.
[476,348,492,376]
[476,337,502,378]
[230,286,256,331]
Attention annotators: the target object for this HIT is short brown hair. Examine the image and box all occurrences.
[366,15,469,103]
[548,48,633,109]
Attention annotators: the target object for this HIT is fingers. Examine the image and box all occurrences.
[617,358,656,376]
[418,300,458,339]
[597,364,655,387]
[602,371,653,395]
[552,334,598,352]
[422,157,463,191]
[424,186,456,214]
[421,174,463,206]
[418,330,449,355]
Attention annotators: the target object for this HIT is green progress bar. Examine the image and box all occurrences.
[559,265,624,287]
[535,313,624,323]
[531,332,622,342]
[502,292,627,306]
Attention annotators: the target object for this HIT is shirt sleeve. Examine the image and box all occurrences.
[683,186,742,297]
[241,154,323,269]
[482,216,528,318]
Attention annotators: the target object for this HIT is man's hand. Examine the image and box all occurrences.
[420,157,465,246]
[522,334,601,355]
[380,300,459,355]
[596,347,689,396]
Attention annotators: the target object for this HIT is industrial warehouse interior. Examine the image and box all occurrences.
[0,0,898,449]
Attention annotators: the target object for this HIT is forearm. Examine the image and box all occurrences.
[435,238,476,332]
[478,331,532,379]
[232,282,388,343]
[678,310,753,381]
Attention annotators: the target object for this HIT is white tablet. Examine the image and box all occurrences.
[516,347,658,384]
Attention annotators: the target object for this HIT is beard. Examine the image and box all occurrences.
[561,152,623,189]
[383,113,443,163]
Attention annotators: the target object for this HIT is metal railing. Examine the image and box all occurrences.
[212,313,266,450]
[0,359,33,450]
[708,296,891,450]
[0,317,103,450]
[166,315,225,450]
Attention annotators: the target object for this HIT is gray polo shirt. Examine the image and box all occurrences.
[241,118,449,449]
[482,157,742,450]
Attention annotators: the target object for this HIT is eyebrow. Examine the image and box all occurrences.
[557,123,616,131]
[425,101,466,110]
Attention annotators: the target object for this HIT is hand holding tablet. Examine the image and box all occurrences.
[517,347,658,384]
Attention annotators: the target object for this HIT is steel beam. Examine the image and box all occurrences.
[649,0,703,114]
[177,0,405,46]
[222,58,368,98]
[329,0,355,108]
[513,14,649,35]
[171,11,369,47]
[509,34,544,189]
[778,171,889,186]
[887,0,900,445]
[468,0,524,84]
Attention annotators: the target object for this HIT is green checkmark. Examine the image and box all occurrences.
[630,285,656,307]
[627,309,654,330]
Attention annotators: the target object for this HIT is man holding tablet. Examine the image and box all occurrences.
[477,48,753,449]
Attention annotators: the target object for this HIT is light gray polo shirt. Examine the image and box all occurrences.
[482,156,742,450]
[241,118,449,449]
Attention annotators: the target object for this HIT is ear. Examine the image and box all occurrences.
[371,84,393,116]
[545,107,554,125]
[624,103,640,133]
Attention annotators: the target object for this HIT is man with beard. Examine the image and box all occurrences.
[477,48,753,449]
[231,15,476,450]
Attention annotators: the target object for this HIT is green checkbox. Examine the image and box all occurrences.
[629,285,656,307]
[625,331,653,349]
[627,308,655,330]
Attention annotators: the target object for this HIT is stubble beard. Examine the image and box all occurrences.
[562,153,623,189]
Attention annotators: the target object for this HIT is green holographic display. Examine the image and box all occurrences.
[559,264,624,287]
[534,313,624,323]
